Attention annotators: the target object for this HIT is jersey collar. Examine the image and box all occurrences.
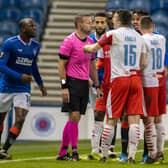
[17,35,32,46]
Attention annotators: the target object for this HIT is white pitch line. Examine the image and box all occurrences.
[0,147,168,164]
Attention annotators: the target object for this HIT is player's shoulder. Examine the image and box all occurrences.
[131,29,142,38]
[89,32,96,39]
[62,32,76,43]
[67,32,76,40]
[87,35,94,43]
[154,33,166,40]
[4,36,18,44]
[1,36,18,49]
[31,38,40,47]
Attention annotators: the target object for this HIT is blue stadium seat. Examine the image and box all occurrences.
[154,25,168,37]
[128,0,151,12]
[0,0,19,9]
[0,10,5,21]
[19,0,47,15]
[151,0,168,12]
[0,7,21,23]
[151,10,168,28]
[0,21,19,35]
[20,8,44,26]
[0,33,11,47]
[105,0,127,11]
[35,23,43,40]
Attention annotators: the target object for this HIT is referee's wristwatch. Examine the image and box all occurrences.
[61,79,68,89]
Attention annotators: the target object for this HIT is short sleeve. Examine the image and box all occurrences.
[98,33,112,47]
[59,37,73,58]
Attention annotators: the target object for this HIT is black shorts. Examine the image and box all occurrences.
[61,76,89,115]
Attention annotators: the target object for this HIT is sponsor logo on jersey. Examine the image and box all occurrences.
[18,48,23,52]
[16,57,33,66]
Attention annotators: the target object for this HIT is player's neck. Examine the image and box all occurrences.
[96,33,101,40]
[20,34,31,43]
[75,30,87,40]
[141,29,153,35]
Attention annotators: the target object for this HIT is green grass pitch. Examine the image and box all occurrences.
[0,140,168,168]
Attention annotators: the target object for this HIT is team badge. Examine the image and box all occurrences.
[101,36,105,42]
[0,52,5,58]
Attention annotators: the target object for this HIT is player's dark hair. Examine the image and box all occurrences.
[94,12,107,18]
[132,9,149,17]
[19,19,25,30]
[115,9,132,26]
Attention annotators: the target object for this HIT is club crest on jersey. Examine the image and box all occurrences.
[0,52,5,58]
[101,37,105,42]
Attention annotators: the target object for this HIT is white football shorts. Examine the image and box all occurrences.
[0,93,30,113]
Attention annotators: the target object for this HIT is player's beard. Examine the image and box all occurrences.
[96,29,106,37]
[81,26,92,35]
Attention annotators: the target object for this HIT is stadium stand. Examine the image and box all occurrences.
[0,21,19,35]
[0,7,21,23]
[105,0,127,11]
[19,0,48,16]
[0,0,19,8]
[128,0,151,12]
[0,0,48,44]
[151,0,168,12]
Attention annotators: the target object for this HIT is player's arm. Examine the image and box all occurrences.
[0,41,23,80]
[84,33,112,53]
[84,43,101,53]
[59,55,69,103]
[140,52,146,71]
[59,56,68,84]
[90,59,103,98]
[140,39,147,71]
[96,58,105,69]
[164,53,168,77]
[32,58,47,96]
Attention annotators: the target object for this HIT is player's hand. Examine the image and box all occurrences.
[62,88,70,103]
[96,88,103,99]
[83,45,90,53]
[21,74,32,83]
[40,85,47,96]
[88,79,93,87]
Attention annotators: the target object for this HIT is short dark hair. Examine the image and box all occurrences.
[115,9,132,26]
[94,12,107,18]
[140,16,153,29]
[19,18,26,30]
[74,14,91,28]
[132,9,149,17]
[19,18,34,30]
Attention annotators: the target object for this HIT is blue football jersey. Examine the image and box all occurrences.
[89,32,104,85]
[0,35,43,93]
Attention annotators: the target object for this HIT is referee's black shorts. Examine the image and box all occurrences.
[61,76,89,115]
